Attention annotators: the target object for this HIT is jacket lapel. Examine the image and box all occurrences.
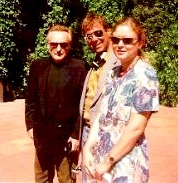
[79,69,92,116]
[91,55,119,107]
[38,62,51,121]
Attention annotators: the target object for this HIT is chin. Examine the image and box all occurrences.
[53,55,65,62]
[115,54,124,60]
[115,52,126,58]
[96,48,105,54]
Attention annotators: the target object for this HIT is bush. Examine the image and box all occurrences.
[131,1,175,52]
[153,23,178,107]
[0,0,27,100]
[2,0,178,106]
[0,0,21,80]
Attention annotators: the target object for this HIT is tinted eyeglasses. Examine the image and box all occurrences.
[85,30,103,41]
[111,37,138,45]
[49,42,70,49]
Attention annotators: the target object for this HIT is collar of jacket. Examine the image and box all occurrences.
[92,58,106,69]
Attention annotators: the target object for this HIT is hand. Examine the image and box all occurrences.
[83,147,96,178]
[94,159,112,181]
[74,151,82,183]
[68,137,79,151]
[75,172,82,183]
[27,129,33,140]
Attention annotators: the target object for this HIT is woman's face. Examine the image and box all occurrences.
[111,25,142,65]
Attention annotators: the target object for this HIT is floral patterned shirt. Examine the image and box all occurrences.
[92,58,159,182]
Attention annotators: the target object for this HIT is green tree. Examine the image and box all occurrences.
[131,0,176,51]
[29,0,86,61]
[29,0,128,64]
[29,0,69,60]
[1,0,178,106]
[130,0,178,106]
[153,22,178,107]
[0,0,25,100]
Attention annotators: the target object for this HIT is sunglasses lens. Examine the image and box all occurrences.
[60,42,69,48]
[50,42,58,48]
[50,42,69,49]
[111,37,137,45]
[123,38,134,44]
[85,30,103,41]
[111,37,120,44]
[86,34,92,40]
[94,30,103,37]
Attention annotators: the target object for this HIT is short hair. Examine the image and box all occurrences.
[82,12,109,34]
[46,24,72,41]
[112,17,147,50]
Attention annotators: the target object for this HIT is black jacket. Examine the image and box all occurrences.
[25,56,87,154]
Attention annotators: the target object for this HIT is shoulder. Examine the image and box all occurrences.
[68,57,89,70]
[29,57,50,73]
[104,50,119,69]
[69,57,85,65]
[135,59,158,81]
[30,57,49,67]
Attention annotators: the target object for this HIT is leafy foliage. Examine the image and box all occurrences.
[81,0,127,24]
[153,22,178,106]
[0,0,27,100]
[0,0,21,80]
[29,0,70,60]
[130,0,178,106]
[1,0,178,106]
[131,1,175,51]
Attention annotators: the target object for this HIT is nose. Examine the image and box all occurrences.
[56,44,62,51]
[92,34,99,42]
[117,40,124,46]
[88,34,98,43]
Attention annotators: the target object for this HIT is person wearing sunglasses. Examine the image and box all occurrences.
[82,17,159,182]
[75,12,119,182]
[25,24,87,183]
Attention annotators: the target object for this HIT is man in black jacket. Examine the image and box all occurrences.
[25,24,87,183]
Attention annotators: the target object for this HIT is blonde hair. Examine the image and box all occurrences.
[47,24,72,41]
[82,12,109,34]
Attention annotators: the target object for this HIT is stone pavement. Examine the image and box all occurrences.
[0,100,34,183]
[0,99,178,183]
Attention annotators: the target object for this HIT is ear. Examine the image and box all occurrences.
[46,35,50,50]
[137,41,143,49]
[106,28,112,37]
[47,41,50,50]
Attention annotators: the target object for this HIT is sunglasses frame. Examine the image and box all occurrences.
[49,42,70,49]
[111,37,138,45]
[85,30,104,41]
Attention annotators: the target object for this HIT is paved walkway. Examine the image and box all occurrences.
[0,99,178,182]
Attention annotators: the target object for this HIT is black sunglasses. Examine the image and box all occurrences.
[111,37,138,45]
[49,42,70,49]
[85,30,103,41]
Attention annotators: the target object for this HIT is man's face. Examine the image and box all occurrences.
[84,22,110,55]
[47,31,71,63]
